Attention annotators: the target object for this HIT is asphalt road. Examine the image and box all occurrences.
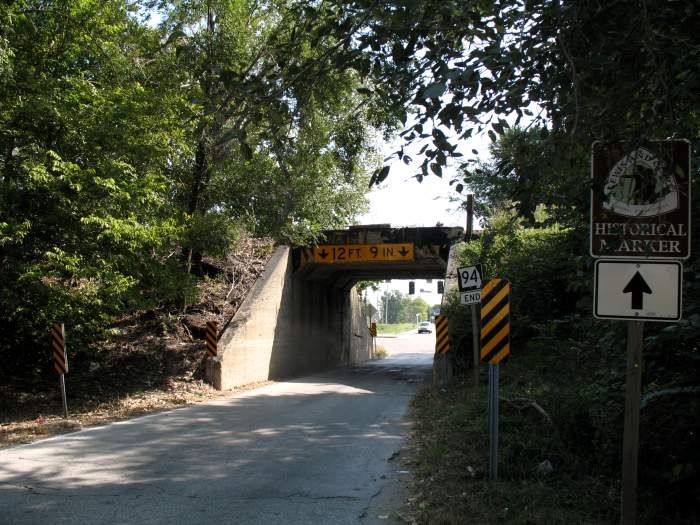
[0,331,434,525]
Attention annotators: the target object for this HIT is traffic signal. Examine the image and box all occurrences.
[409,281,415,294]
[437,280,444,294]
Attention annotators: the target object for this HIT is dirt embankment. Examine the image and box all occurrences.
[0,237,275,449]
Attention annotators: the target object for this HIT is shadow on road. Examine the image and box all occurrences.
[1,358,430,524]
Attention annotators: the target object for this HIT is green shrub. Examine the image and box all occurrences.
[447,223,588,348]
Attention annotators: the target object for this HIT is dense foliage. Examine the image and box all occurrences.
[0,1,392,371]
[440,211,699,523]
[446,220,587,337]
[340,0,700,183]
[379,289,430,325]
[0,1,698,519]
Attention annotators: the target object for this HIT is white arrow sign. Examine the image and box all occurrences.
[594,260,682,321]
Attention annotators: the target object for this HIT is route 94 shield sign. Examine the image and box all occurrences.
[457,264,483,292]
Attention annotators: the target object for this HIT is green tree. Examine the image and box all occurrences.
[380,291,430,324]
[0,0,397,371]
[304,1,700,183]
[458,127,588,228]
[400,296,429,324]
[0,1,190,366]
[380,290,405,324]
[154,0,389,250]
[356,281,380,320]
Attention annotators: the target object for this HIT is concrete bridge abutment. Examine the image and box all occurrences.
[206,225,466,390]
[207,246,372,390]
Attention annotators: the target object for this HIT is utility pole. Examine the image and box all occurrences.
[466,194,480,385]
[465,194,474,242]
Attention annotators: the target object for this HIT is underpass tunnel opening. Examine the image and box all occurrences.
[360,277,445,326]
[285,226,462,370]
[209,227,464,389]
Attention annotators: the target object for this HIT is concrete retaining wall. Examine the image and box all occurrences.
[208,246,373,390]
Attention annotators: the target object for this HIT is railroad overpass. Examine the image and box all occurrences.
[207,225,464,389]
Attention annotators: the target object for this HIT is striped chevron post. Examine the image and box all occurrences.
[480,278,511,480]
[205,321,218,357]
[480,279,510,365]
[435,315,449,354]
[50,323,69,418]
[51,323,68,375]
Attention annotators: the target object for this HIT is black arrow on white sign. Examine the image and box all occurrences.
[622,271,652,310]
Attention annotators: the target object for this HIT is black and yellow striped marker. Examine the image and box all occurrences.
[435,315,449,354]
[480,278,510,364]
[51,323,68,375]
[369,322,377,337]
[205,321,218,357]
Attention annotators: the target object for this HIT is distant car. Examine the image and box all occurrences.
[418,321,432,334]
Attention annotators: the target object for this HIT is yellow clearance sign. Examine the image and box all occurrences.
[313,243,414,263]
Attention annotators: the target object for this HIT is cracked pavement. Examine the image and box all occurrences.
[0,332,433,524]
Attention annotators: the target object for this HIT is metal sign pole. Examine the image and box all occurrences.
[488,363,500,480]
[61,323,68,419]
[620,320,644,525]
[59,373,68,419]
[465,195,480,385]
[371,316,376,358]
[471,304,480,384]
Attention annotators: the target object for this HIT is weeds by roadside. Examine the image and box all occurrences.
[405,324,621,525]
[405,316,699,525]
[1,238,275,449]
[0,381,221,448]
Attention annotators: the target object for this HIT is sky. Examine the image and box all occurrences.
[360,162,466,227]
[360,126,490,227]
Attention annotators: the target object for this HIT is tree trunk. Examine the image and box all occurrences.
[183,139,211,275]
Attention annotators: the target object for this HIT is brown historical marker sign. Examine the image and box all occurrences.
[591,140,691,259]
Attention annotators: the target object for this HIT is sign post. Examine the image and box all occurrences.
[458,264,483,385]
[480,278,510,481]
[590,140,690,525]
[51,323,69,419]
[487,362,499,480]
[434,315,449,355]
[369,321,377,357]
[621,320,644,525]
[432,315,451,385]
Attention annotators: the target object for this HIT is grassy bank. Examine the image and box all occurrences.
[377,323,416,335]
[406,334,615,524]
[405,315,699,525]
